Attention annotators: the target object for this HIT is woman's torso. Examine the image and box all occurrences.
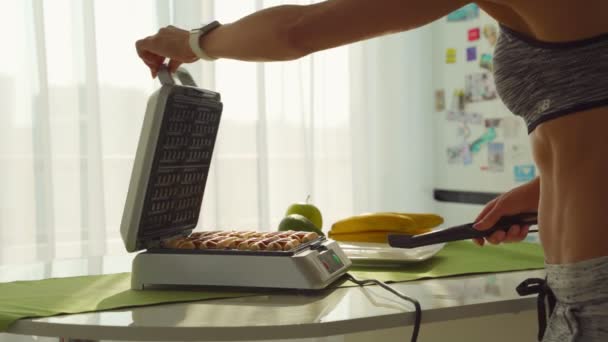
[478,0,608,264]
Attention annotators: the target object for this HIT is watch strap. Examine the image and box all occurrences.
[189,20,221,61]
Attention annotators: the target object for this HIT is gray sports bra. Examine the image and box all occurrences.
[494,24,608,133]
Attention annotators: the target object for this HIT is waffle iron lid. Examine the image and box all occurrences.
[120,65,222,252]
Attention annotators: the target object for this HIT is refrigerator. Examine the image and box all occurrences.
[430,4,538,240]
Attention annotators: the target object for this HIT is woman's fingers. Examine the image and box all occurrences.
[473,204,503,231]
[487,230,506,245]
[473,215,532,246]
[168,59,183,73]
[472,197,499,246]
[517,225,530,241]
[505,224,521,242]
[474,197,498,223]
[484,224,530,245]
[136,38,166,77]
[136,26,197,77]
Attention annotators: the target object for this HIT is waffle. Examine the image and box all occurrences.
[162,230,320,252]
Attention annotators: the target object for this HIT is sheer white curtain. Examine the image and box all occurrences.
[0,0,354,266]
[200,1,354,234]
[1,0,171,265]
[0,0,434,267]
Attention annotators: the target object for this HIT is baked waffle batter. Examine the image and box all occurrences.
[162,230,319,251]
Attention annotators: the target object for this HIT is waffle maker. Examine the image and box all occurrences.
[121,65,351,290]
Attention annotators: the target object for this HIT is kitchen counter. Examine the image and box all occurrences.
[1,254,543,341]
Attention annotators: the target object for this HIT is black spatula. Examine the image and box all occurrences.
[388,212,538,249]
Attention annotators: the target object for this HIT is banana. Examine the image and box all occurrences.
[329,229,432,244]
[381,212,444,229]
[330,212,430,235]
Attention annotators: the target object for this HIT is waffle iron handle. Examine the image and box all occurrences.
[157,64,175,86]
[175,68,197,87]
[157,64,197,87]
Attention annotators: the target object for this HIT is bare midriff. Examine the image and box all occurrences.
[531,106,608,264]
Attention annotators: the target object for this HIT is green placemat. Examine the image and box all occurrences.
[0,241,544,333]
[0,273,255,332]
[349,241,545,282]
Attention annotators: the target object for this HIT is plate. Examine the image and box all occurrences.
[338,241,445,267]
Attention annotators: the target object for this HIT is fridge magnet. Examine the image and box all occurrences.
[457,125,469,137]
[446,48,457,64]
[483,24,498,46]
[468,27,481,41]
[470,112,483,124]
[479,53,493,71]
[470,126,497,153]
[466,47,477,61]
[514,164,536,182]
[446,4,480,22]
[488,142,505,172]
[462,143,473,165]
[447,145,464,164]
[465,72,497,102]
[435,89,446,111]
[450,89,465,110]
[484,118,502,128]
[446,111,483,124]
[510,144,529,163]
[524,234,540,243]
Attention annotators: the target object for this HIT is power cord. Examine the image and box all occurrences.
[344,273,421,342]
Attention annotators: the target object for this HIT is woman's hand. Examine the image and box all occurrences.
[472,177,540,246]
[135,25,198,78]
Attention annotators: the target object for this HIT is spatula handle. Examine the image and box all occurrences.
[388,224,477,248]
[388,212,538,249]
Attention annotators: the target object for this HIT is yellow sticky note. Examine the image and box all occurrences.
[446,48,457,64]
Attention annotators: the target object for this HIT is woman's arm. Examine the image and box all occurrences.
[202,0,467,60]
[136,0,467,76]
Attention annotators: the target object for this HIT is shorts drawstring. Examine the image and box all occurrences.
[517,277,557,341]
[563,305,581,342]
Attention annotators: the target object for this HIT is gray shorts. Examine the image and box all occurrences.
[542,255,608,342]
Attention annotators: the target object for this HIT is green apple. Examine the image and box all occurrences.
[285,201,323,229]
[278,214,324,236]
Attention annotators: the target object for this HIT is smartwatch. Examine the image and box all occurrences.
[189,20,221,61]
